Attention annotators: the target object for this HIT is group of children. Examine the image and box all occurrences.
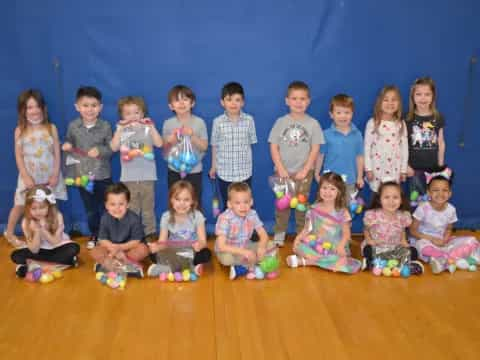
[5,78,480,280]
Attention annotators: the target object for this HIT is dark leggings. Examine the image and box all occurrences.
[362,244,418,268]
[11,243,80,265]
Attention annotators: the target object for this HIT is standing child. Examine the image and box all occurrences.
[90,183,150,278]
[62,86,113,249]
[147,180,211,278]
[162,85,208,204]
[209,82,257,209]
[286,172,359,273]
[268,81,325,246]
[406,77,446,197]
[364,85,408,193]
[362,181,424,274]
[111,96,163,242]
[11,186,79,278]
[315,94,364,198]
[410,168,480,273]
[215,182,275,279]
[5,89,67,248]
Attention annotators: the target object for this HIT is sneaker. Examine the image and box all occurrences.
[246,270,256,280]
[16,264,28,278]
[409,260,424,275]
[430,258,446,274]
[86,236,97,250]
[93,263,105,273]
[229,265,248,280]
[72,256,79,268]
[4,232,26,249]
[456,258,470,270]
[124,263,144,278]
[273,232,286,247]
[286,254,306,268]
[194,264,203,276]
[361,257,370,271]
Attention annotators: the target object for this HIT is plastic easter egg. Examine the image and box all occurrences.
[297,193,307,204]
[387,259,399,268]
[190,273,198,281]
[167,272,175,282]
[349,203,358,214]
[182,270,191,281]
[85,182,94,192]
[448,264,456,273]
[355,205,363,214]
[106,278,114,286]
[75,177,82,186]
[159,273,167,281]
[468,265,477,272]
[275,191,284,199]
[266,271,279,279]
[323,242,332,250]
[120,145,130,154]
[52,270,63,279]
[80,175,89,187]
[65,178,74,186]
[95,272,104,280]
[275,196,291,211]
[100,275,108,284]
[309,240,316,247]
[40,273,54,284]
[107,272,117,279]
[174,272,183,282]
[382,267,392,277]
[372,267,382,276]
[143,153,155,161]
[410,190,419,201]
[400,265,410,278]
[119,280,126,290]
[289,197,299,208]
[25,272,35,282]
[259,256,279,273]
[392,268,401,277]
[380,259,388,268]
[32,268,42,281]
[142,145,152,154]
[308,234,316,241]
[254,267,265,279]
[296,203,307,212]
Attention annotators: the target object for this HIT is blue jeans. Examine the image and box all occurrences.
[409,170,427,195]
[78,178,113,237]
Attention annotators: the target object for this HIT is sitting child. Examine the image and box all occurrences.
[11,185,79,278]
[410,168,479,273]
[287,172,361,274]
[90,183,149,277]
[215,182,275,279]
[147,180,211,278]
[362,181,424,275]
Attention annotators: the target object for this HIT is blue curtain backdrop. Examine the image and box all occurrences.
[1,0,479,234]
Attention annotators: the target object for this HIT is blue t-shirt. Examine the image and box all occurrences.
[320,124,363,184]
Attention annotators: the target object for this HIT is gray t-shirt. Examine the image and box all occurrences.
[162,115,208,173]
[160,210,205,247]
[118,123,157,182]
[268,114,325,173]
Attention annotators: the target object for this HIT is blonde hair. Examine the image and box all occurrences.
[372,85,404,135]
[117,96,147,118]
[168,180,198,224]
[23,185,59,237]
[330,94,354,112]
[407,77,440,122]
[316,172,347,210]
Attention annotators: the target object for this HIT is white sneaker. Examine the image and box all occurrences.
[430,258,446,274]
[455,258,470,270]
[286,254,306,268]
[273,232,286,247]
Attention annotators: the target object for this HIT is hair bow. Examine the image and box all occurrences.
[31,189,56,204]
[425,167,452,184]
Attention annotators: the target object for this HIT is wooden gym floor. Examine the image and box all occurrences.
[0,233,479,360]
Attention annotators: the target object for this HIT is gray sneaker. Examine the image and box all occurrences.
[273,232,286,247]
[430,258,446,274]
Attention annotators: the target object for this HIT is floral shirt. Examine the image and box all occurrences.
[363,209,411,246]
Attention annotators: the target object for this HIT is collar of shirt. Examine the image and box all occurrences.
[222,111,248,123]
[329,123,359,136]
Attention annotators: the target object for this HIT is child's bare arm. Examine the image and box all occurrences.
[409,219,443,245]
[270,143,289,178]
